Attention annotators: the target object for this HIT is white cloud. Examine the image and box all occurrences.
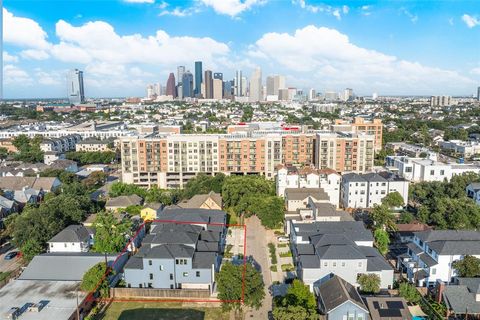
[293,1,345,19]
[462,14,479,28]
[51,20,230,66]
[448,18,454,26]
[159,6,199,17]
[124,0,155,3]
[20,49,50,60]
[158,1,168,9]
[471,67,480,75]
[401,8,418,23]
[3,52,19,63]
[34,69,65,86]
[4,64,33,85]
[251,25,476,94]
[3,8,51,50]
[199,0,265,17]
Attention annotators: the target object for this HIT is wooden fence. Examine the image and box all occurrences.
[110,287,211,299]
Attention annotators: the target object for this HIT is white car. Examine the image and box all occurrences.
[277,236,289,243]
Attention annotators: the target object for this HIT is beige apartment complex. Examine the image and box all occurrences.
[331,118,383,151]
[121,130,375,188]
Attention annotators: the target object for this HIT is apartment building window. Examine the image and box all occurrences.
[333,262,337,267]
[440,170,445,175]
[170,273,173,280]
[159,265,163,271]
[176,259,187,265]
[348,313,354,320]
[183,272,189,277]
[341,262,346,267]
[170,284,174,289]
[431,268,436,275]
[149,273,153,280]
[358,262,362,267]
[196,271,201,277]
[430,170,435,175]
[148,283,153,288]
[148,260,152,266]
[324,262,328,267]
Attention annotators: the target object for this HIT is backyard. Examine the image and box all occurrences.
[99,302,229,320]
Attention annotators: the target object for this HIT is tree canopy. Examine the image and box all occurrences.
[216,261,265,312]
[374,229,390,256]
[91,211,132,253]
[8,184,94,261]
[80,262,110,297]
[381,191,404,208]
[370,204,397,232]
[12,134,44,162]
[357,274,381,294]
[452,255,480,277]
[66,151,116,165]
[409,173,480,229]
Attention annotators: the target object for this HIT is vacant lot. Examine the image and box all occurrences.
[101,301,229,320]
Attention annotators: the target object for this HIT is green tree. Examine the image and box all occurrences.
[370,204,397,231]
[222,175,275,208]
[357,273,381,294]
[80,262,110,297]
[66,151,116,165]
[381,192,404,208]
[237,195,284,229]
[398,282,421,304]
[452,255,480,277]
[272,305,317,320]
[216,262,265,312]
[0,147,8,160]
[82,171,108,190]
[282,279,317,314]
[91,211,132,253]
[21,239,44,262]
[12,134,44,162]
[374,229,390,255]
[183,173,225,199]
[399,212,415,224]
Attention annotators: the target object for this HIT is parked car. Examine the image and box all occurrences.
[4,251,18,260]
[277,236,289,243]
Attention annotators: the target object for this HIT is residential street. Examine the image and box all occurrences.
[244,216,272,320]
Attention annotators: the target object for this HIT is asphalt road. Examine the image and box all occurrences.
[0,243,21,274]
[244,216,272,320]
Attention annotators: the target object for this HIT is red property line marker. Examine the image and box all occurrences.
[88,219,247,305]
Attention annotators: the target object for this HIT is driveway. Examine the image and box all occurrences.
[0,243,21,273]
[244,216,272,320]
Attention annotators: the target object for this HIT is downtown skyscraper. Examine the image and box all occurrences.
[204,70,213,99]
[182,71,194,98]
[235,70,243,97]
[67,69,85,105]
[166,73,176,98]
[194,61,202,97]
[249,68,262,102]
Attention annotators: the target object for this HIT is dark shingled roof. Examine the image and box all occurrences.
[443,278,480,314]
[317,275,368,313]
[48,225,91,243]
[285,188,330,201]
[192,252,217,268]
[342,173,366,183]
[414,230,480,255]
[294,221,373,242]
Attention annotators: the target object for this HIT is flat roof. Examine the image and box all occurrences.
[0,280,87,320]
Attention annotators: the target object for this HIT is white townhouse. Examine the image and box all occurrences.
[340,172,409,209]
[47,225,94,253]
[386,155,480,182]
[276,166,341,208]
[398,230,480,287]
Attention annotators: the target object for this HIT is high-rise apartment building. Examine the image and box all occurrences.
[308,89,316,101]
[430,95,452,107]
[204,70,213,99]
[315,132,374,173]
[213,79,223,100]
[68,69,85,105]
[182,71,194,98]
[249,68,262,102]
[194,61,203,96]
[331,118,383,151]
[234,70,243,97]
[120,130,375,188]
[166,73,176,98]
[344,88,353,101]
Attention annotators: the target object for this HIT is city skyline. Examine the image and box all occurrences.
[2,0,480,99]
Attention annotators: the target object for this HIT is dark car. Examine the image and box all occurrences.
[4,251,18,260]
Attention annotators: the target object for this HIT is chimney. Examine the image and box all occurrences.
[435,280,445,303]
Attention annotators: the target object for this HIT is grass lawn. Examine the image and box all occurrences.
[100,301,229,320]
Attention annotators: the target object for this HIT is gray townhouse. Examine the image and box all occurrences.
[398,230,480,287]
[124,208,226,292]
[290,221,393,291]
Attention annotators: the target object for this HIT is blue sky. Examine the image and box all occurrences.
[3,0,480,98]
